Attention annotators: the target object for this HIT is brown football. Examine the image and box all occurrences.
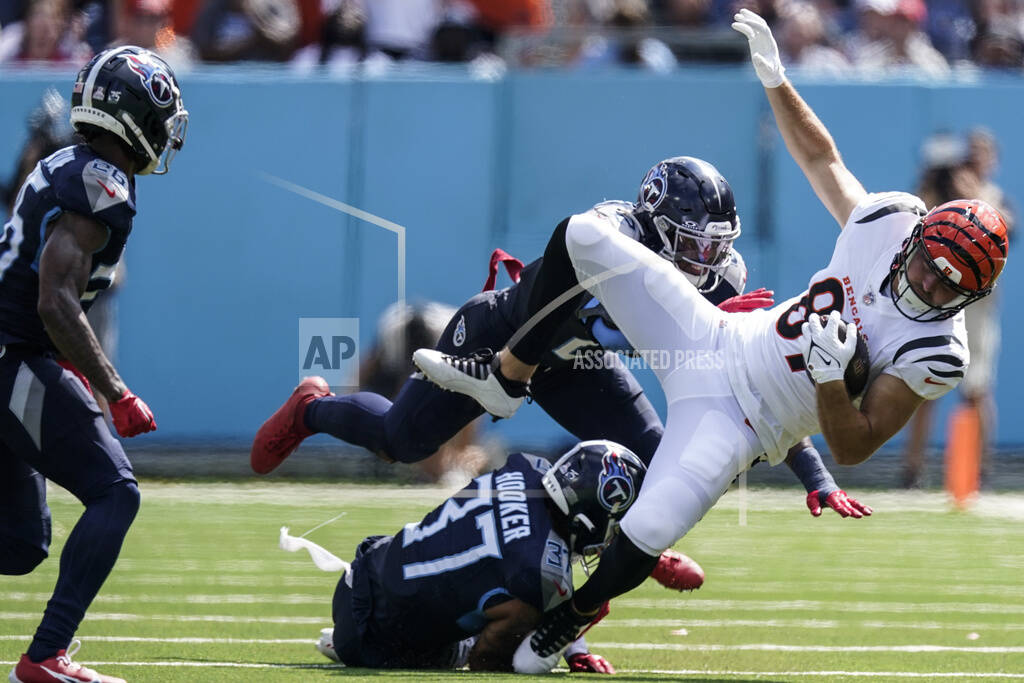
[819,315,871,397]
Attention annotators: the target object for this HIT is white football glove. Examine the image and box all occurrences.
[731,8,786,88]
[801,310,858,386]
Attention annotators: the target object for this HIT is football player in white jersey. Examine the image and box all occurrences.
[413,9,1009,672]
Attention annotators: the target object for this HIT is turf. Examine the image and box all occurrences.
[2,480,1023,682]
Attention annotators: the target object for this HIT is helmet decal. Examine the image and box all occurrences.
[123,52,174,107]
[639,163,668,212]
[598,452,636,513]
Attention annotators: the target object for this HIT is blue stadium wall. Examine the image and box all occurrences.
[1,67,1021,450]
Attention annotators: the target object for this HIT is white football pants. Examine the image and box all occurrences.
[564,214,762,555]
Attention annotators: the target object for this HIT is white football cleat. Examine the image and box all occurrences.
[316,627,340,663]
[412,348,527,419]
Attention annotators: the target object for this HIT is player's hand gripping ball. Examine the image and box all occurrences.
[801,311,870,396]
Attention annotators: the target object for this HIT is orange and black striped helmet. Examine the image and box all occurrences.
[890,199,1009,321]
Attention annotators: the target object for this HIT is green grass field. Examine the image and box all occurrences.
[3,480,1024,682]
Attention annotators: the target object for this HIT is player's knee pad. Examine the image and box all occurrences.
[0,538,48,575]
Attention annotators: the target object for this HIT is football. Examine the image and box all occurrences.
[818,315,871,397]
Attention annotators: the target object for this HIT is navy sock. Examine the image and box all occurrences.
[28,481,140,661]
[304,393,391,454]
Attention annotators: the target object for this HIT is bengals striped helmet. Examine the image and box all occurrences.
[890,199,1009,321]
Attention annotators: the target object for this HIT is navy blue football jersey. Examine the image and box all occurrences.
[0,145,135,349]
[352,453,573,657]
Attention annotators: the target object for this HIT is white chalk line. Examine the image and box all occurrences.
[591,642,1024,653]
[602,618,1024,631]
[625,671,1024,679]
[6,593,1023,616]
[1,592,325,605]
[0,660,1021,678]
[617,598,1024,615]
[2,635,1021,654]
[0,636,312,644]
[0,612,324,625]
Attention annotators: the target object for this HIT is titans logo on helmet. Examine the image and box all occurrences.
[639,163,667,212]
[598,453,636,513]
[123,53,174,107]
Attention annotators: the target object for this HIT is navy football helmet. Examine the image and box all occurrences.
[634,156,741,291]
[542,440,647,570]
[70,46,188,175]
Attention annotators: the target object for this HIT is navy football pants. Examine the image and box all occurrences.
[0,345,139,660]
[305,291,664,465]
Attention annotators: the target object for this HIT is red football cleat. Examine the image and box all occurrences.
[650,549,705,591]
[11,641,125,683]
[251,377,332,474]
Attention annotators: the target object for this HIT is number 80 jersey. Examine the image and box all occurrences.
[726,192,969,464]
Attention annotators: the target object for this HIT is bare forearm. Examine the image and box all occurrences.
[40,294,126,401]
[815,382,876,466]
[765,81,840,170]
[467,629,519,671]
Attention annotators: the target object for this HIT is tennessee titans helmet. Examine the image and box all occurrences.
[634,156,741,291]
[70,46,188,175]
[542,440,647,570]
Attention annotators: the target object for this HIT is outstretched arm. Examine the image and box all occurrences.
[786,438,873,518]
[732,9,867,227]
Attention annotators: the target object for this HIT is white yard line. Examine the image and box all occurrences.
[0,636,312,644]
[617,598,1024,614]
[38,481,1024,519]
[0,592,325,605]
[603,618,1024,631]
[0,660,1020,678]
[592,642,1024,653]
[3,634,1022,655]
[622,671,1024,679]
[0,612,325,625]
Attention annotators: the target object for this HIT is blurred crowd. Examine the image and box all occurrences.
[1,0,1023,72]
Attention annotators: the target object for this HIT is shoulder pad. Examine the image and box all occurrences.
[718,249,748,295]
[538,531,573,611]
[81,159,133,214]
[884,326,969,400]
[848,192,926,227]
[514,452,552,477]
[50,148,135,230]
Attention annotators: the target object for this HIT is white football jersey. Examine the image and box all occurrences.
[725,192,970,464]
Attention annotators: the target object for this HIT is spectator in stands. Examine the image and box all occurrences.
[1,89,73,218]
[191,0,300,61]
[846,0,949,77]
[577,0,677,71]
[971,23,1024,69]
[113,0,195,66]
[925,0,975,63]
[291,0,365,69]
[361,0,442,61]
[0,0,91,65]
[776,0,850,75]
[667,0,748,62]
[901,129,1013,488]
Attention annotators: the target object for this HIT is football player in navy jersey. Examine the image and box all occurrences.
[252,158,871,588]
[0,46,187,683]
[319,440,643,673]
